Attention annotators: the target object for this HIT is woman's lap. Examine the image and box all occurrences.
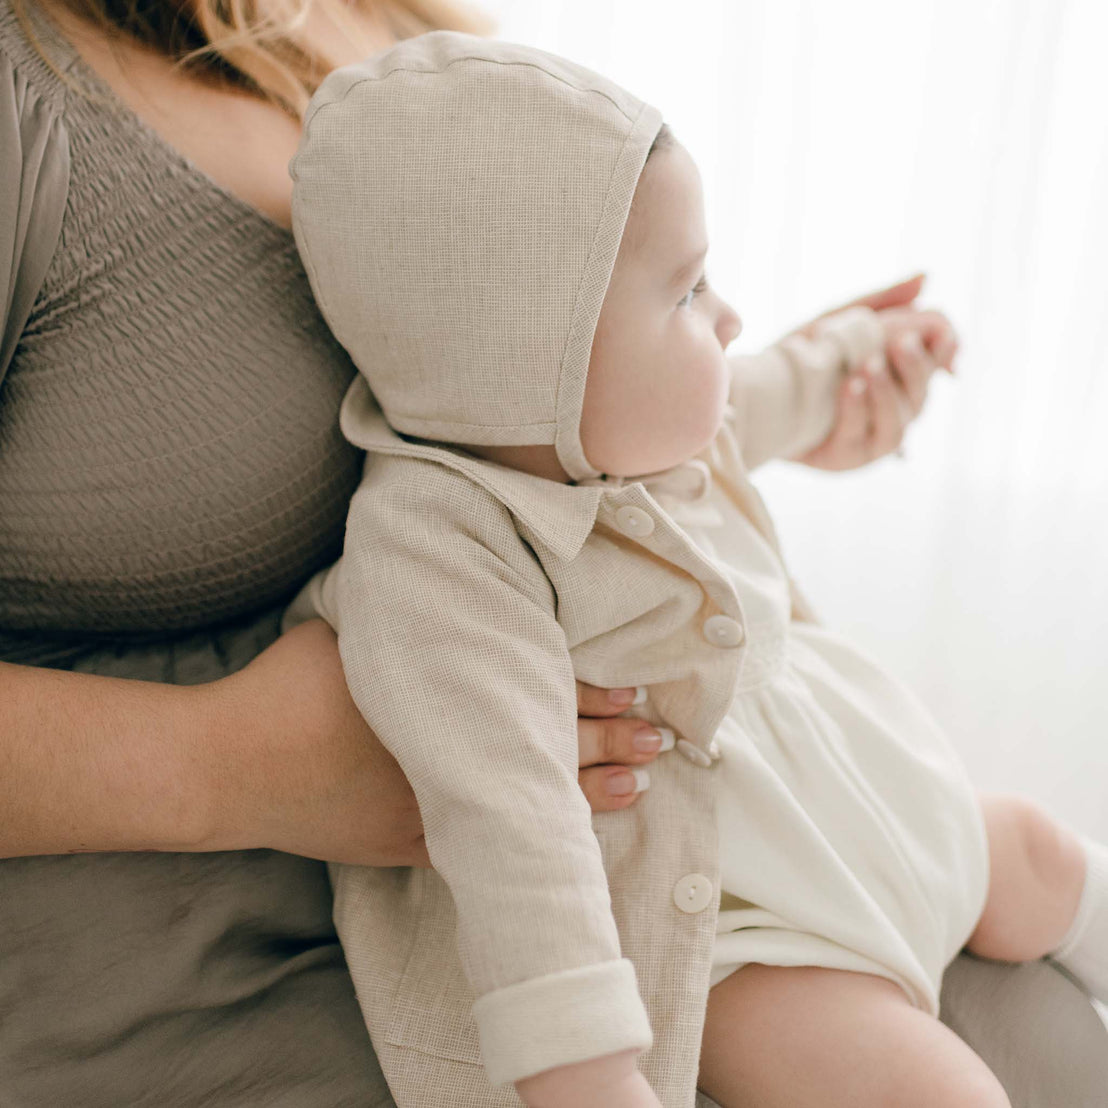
[7,623,1104,1106]
[0,848,392,1108]
[3,858,1104,1107]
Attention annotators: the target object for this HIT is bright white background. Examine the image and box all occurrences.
[483,0,1108,839]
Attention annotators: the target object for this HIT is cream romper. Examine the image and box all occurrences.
[656,471,991,1015]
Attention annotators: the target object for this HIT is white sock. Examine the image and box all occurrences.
[1051,838,1108,1003]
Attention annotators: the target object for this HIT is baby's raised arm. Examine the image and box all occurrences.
[728,305,886,470]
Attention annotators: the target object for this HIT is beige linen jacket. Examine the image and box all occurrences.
[285,33,884,1107]
[283,329,879,1107]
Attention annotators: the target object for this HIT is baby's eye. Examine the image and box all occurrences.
[678,275,708,308]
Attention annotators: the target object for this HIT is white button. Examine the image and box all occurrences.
[702,614,744,648]
[615,505,655,538]
[677,739,712,768]
[673,873,714,914]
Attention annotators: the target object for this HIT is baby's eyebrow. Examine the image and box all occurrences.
[669,248,708,288]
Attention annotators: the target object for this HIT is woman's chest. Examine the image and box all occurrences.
[0,108,362,634]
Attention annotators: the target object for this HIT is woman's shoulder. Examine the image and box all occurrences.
[1,2,71,386]
[1,1,73,115]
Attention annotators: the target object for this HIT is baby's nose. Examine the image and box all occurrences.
[718,303,743,347]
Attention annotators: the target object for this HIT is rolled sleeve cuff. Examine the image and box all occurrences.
[473,958,653,1086]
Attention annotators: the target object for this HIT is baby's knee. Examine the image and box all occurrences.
[911,1067,1011,1108]
[981,793,1083,894]
[972,793,1086,960]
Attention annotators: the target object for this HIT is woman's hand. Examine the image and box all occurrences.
[205,621,664,867]
[794,274,959,471]
[574,681,666,812]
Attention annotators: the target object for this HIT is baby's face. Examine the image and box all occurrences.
[581,140,742,477]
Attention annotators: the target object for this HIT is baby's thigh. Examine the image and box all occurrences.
[698,964,1010,1108]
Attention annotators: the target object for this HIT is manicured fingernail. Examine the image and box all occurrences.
[607,768,651,796]
[657,727,676,751]
[607,770,636,796]
[633,728,662,753]
[848,374,867,396]
[631,685,648,706]
[608,687,637,706]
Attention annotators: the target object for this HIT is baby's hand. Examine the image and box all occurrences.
[798,305,958,470]
[515,1049,662,1108]
[877,305,959,411]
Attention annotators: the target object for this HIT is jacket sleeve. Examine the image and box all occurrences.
[727,306,885,471]
[0,51,69,391]
[294,461,651,1086]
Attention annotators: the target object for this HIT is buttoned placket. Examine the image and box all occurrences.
[592,479,738,921]
[593,478,747,763]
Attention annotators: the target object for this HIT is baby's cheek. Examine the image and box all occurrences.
[677,357,729,444]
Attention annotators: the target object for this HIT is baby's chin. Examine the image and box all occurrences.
[589,419,726,480]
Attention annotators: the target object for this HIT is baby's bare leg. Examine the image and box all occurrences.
[968,793,1086,961]
[698,964,1010,1108]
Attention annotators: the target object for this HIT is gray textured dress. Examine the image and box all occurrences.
[0,4,395,1105]
[1,3,1106,1106]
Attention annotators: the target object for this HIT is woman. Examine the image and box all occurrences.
[1,0,1104,1104]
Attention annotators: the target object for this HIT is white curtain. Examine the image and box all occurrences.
[485,0,1108,838]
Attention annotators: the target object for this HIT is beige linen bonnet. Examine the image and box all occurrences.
[290,32,663,481]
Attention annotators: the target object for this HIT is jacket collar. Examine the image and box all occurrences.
[340,378,604,561]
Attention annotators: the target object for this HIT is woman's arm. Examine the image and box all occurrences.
[0,620,425,862]
[0,657,217,857]
[0,620,661,862]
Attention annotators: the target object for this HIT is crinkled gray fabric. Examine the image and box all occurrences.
[0,4,394,1105]
[0,48,67,386]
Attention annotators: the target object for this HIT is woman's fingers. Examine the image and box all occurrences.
[576,711,669,768]
[920,313,959,371]
[848,272,926,313]
[864,356,909,458]
[579,764,652,812]
[823,273,926,320]
[576,680,670,812]
[796,370,871,470]
[577,715,664,812]
[834,372,874,455]
[887,331,935,414]
[576,679,642,717]
[880,307,959,373]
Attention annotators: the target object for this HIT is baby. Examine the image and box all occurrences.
[284,32,1107,1108]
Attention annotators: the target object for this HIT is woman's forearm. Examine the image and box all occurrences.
[0,617,660,865]
[0,660,220,857]
[0,620,432,865]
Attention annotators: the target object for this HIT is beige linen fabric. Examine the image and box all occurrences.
[290,31,662,481]
[282,336,875,1104]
